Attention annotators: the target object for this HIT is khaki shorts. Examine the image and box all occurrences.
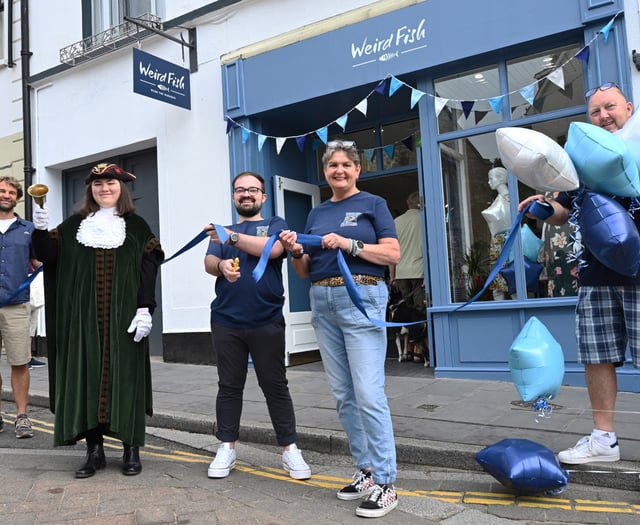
[0,302,31,366]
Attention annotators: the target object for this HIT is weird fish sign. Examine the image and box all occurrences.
[133,48,191,110]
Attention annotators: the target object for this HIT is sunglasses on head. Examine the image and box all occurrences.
[326,140,357,150]
[585,82,619,98]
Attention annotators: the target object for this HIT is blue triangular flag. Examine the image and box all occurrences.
[315,127,328,144]
[488,96,504,115]
[257,134,267,152]
[336,115,348,131]
[295,136,307,152]
[576,46,590,63]
[600,17,615,43]
[365,149,375,162]
[389,76,403,96]
[375,79,387,96]
[241,128,250,144]
[383,144,395,160]
[519,84,535,105]
[225,118,235,134]
[461,101,474,119]
[410,88,425,109]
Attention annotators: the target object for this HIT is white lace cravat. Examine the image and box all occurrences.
[76,207,126,249]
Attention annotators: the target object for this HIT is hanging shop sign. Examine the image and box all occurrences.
[133,48,191,110]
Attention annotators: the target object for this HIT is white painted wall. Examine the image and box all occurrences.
[22,0,379,334]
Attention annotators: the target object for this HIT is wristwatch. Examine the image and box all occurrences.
[228,232,240,245]
[352,239,364,257]
[291,247,304,259]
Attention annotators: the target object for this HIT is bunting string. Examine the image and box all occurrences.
[225,11,622,157]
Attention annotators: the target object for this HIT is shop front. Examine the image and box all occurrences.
[221,0,640,390]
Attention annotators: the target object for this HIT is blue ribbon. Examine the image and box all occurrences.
[454,201,542,311]
[254,232,424,328]
[161,223,228,265]
[0,264,43,309]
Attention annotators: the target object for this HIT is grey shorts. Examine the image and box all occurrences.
[0,302,31,366]
[575,286,640,367]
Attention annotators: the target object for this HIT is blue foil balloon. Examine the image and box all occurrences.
[579,191,640,277]
[476,438,569,494]
[509,317,564,403]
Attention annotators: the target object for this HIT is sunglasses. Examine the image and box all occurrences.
[326,140,357,150]
[585,82,619,98]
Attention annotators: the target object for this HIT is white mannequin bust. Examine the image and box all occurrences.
[481,167,511,237]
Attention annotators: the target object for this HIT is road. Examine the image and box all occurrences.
[0,406,638,524]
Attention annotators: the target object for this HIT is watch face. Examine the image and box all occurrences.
[230,232,239,244]
[356,240,364,249]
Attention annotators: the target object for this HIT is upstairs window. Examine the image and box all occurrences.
[92,0,164,34]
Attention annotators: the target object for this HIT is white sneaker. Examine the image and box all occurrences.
[208,443,237,478]
[557,435,620,464]
[282,443,311,480]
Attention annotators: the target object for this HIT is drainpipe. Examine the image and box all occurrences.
[20,0,34,218]
[7,0,16,67]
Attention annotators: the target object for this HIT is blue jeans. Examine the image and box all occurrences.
[310,281,396,484]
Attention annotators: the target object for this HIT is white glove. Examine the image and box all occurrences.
[33,205,49,230]
[127,307,152,343]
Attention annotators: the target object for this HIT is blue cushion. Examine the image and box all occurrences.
[476,438,569,494]
[579,191,640,277]
[509,316,564,403]
[565,121,640,197]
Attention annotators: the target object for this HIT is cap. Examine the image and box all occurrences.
[85,163,136,184]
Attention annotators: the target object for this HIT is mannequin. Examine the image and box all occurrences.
[481,167,511,300]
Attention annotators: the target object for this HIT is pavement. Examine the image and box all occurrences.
[3,354,640,493]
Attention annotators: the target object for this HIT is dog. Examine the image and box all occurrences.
[387,289,429,367]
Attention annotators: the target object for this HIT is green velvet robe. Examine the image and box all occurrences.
[39,214,162,446]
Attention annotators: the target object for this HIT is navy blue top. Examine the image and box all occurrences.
[556,191,640,286]
[207,216,288,328]
[0,215,35,305]
[304,191,397,282]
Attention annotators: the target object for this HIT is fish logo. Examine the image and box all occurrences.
[378,51,399,62]
[158,84,170,92]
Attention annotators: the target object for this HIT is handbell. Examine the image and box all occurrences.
[27,183,49,207]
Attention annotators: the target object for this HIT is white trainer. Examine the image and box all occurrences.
[557,435,620,464]
[208,443,237,478]
[282,443,311,480]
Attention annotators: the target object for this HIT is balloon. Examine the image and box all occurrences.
[500,257,544,294]
[495,127,579,192]
[615,110,640,172]
[508,224,543,263]
[509,317,564,403]
[565,121,640,197]
[476,438,569,494]
[578,191,640,277]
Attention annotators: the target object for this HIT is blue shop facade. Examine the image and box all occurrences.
[221,0,640,391]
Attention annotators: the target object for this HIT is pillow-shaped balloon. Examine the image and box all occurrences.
[615,110,640,172]
[495,127,579,192]
[578,191,640,277]
[508,224,543,263]
[509,316,564,403]
[564,121,640,197]
[500,257,544,294]
[476,438,569,494]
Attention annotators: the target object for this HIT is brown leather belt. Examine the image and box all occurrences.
[312,275,384,287]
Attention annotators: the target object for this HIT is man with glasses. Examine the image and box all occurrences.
[519,82,634,464]
[203,171,311,480]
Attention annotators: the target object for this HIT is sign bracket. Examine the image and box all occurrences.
[124,16,198,73]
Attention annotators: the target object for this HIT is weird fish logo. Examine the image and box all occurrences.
[351,18,426,68]
[341,212,362,227]
[256,226,270,237]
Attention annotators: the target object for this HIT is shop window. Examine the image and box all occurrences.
[317,118,419,177]
[0,1,6,65]
[435,66,501,134]
[92,0,164,33]
[441,117,579,304]
[508,44,585,119]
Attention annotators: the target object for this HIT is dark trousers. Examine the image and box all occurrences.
[211,317,297,446]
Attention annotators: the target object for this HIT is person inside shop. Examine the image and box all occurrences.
[481,166,511,300]
[518,82,634,465]
[279,140,400,519]
[32,163,164,478]
[203,171,311,481]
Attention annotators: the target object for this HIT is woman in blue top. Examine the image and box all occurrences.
[280,141,400,519]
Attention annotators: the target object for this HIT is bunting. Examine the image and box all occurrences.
[225,12,621,160]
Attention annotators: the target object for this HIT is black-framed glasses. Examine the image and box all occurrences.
[585,82,619,98]
[233,186,264,195]
[326,140,357,150]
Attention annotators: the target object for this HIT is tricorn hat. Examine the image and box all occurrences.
[85,163,136,184]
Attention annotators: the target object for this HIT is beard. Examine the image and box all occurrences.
[235,199,262,217]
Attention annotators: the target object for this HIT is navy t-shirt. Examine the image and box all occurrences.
[207,216,287,328]
[555,191,640,286]
[304,191,397,282]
